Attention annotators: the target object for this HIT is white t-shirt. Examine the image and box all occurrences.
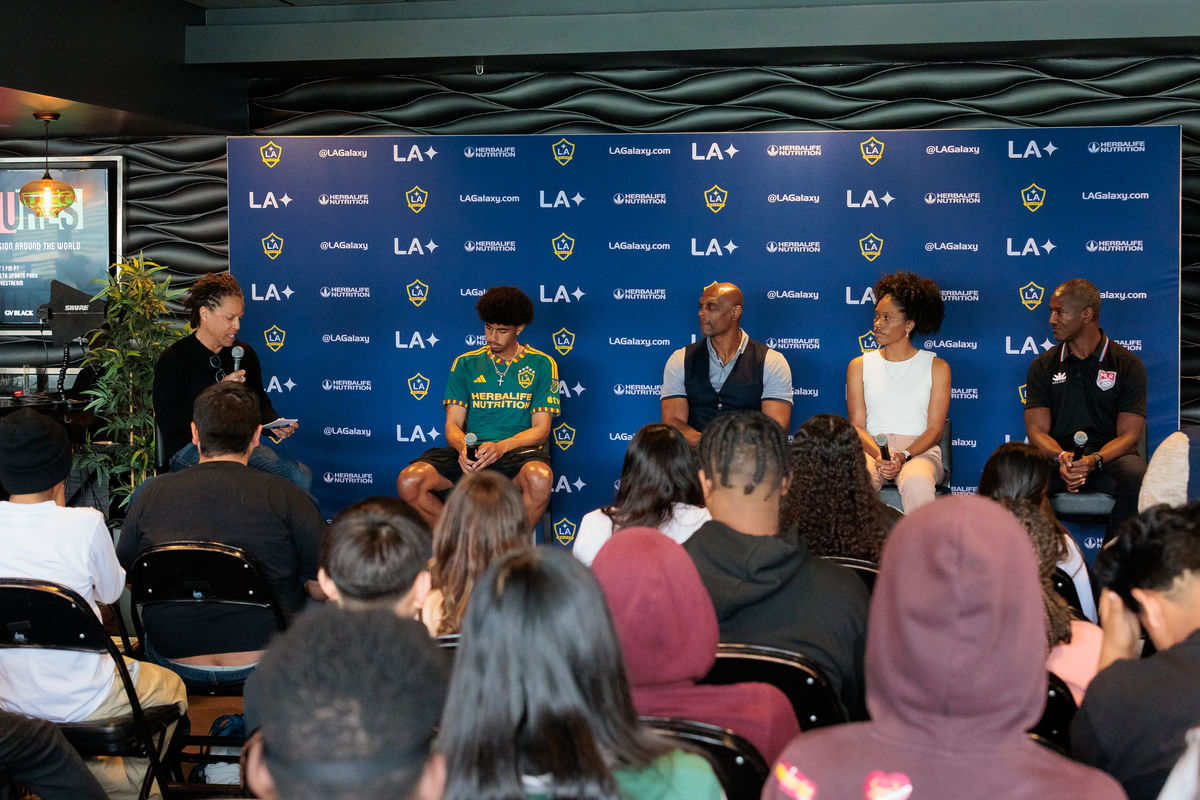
[1057,533,1098,624]
[572,503,712,566]
[0,501,131,722]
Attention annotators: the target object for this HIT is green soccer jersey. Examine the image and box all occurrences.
[444,345,561,442]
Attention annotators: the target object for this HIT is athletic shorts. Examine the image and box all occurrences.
[411,444,550,484]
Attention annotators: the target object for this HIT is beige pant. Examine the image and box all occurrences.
[867,432,944,513]
[82,659,188,800]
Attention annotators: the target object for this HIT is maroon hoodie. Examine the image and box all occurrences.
[593,527,800,764]
[762,495,1126,800]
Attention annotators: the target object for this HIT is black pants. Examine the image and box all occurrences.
[0,711,108,800]
[1049,452,1147,542]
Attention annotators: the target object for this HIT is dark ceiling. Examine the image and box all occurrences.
[1,0,1198,139]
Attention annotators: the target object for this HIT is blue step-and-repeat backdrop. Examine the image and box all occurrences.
[228,127,1180,555]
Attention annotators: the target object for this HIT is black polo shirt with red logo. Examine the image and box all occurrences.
[1025,331,1147,451]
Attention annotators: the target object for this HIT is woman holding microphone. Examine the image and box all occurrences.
[847,271,950,512]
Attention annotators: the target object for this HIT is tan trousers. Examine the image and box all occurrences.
[82,659,187,800]
[867,432,944,513]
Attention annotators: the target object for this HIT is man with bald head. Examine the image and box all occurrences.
[661,282,793,445]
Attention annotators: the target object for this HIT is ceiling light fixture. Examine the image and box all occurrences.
[19,112,76,218]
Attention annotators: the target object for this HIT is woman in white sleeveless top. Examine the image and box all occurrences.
[847,271,950,512]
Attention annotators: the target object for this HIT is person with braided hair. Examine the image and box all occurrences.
[682,411,869,716]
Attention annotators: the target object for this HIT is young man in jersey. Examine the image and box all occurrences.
[397,286,559,530]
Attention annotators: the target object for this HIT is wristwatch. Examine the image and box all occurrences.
[1093,453,1104,471]
[900,449,911,463]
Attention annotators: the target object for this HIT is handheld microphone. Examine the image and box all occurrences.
[231,345,244,373]
[874,433,891,462]
[1072,430,1088,461]
[464,432,478,461]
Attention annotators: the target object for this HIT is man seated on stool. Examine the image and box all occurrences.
[1024,278,1147,542]
[661,281,793,447]
[316,496,433,620]
[397,286,559,530]
[118,382,327,688]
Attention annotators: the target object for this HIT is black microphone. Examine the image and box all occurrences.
[464,432,478,461]
[874,433,891,462]
[1072,430,1088,461]
[231,345,244,373]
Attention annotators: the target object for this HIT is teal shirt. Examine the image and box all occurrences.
[614,751,724,800]
[444,345,560,442]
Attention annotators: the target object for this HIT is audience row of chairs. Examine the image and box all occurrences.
[1,542,1086,800]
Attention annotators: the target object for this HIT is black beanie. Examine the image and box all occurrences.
[0,408,73,495]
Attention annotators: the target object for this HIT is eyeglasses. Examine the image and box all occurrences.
[210,354,226,382]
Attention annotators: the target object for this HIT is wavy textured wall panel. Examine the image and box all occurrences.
[2,56,1198,419]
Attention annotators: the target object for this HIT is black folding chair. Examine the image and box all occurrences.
[822,556,881,594]
[0,579,182,800]
[1027,671,1077,752]
[702,643,847,730]
[642,716,768,800]
[127,541,287,696]
[1051,567,1087,619]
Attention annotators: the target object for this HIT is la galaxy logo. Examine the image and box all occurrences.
[408,373,429,400]
[264,325,286,352]
[704,185,728,214]
[262,233,284,260]
[406,279,429,307]
[552,233,575,261]
[406,186,428,213]
[1018,384,1028,405]
[1021,183,1045,212]
[553,327,575,355]
[553,423,576,451]
[517,365,536,389]
[858,331,879,352]
[259,140,282,168]
[859,233,883,262]
[553,517,578,546]
[1020,281,1045,310]
[859,137,884,165]
[552,138,575,166]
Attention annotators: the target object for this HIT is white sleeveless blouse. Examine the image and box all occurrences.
[862,349,934,437]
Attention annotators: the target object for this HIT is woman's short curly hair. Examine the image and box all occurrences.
[476,286,533,327]
[874,271,945,337]
[183,273,242,328]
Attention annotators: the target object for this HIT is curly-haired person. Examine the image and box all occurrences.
[397,286,559,531]
[847,271,950,512]
[780,414,899,561]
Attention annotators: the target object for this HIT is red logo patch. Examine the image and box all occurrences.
[1096,369,1116,391]
[774,761,817,799]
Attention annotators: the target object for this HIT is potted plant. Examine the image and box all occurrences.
[77,253,184,514]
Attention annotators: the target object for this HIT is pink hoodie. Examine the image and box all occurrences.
[593,527,800,764]
[761,495,1126,800]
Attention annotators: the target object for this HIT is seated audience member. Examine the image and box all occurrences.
[117,382,327,687]
[0,409,186,800]
[0,710,108,800]
[316,497,432,619]
[779,413,899,561]
[592,527,800,763]
[1139,428,1200,510]
[762,495,1125,800]
[999,498,1103,705]
[438,546,722,800]
[572,423,710,566]
[1072,502,1200,800]
[979,440,1097,622]
[244,605,447,800]
[422,470,528,636]
[683,411,869,715]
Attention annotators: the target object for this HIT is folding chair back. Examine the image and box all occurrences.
[642,716,768,800]
[0,579,181,800]
[702,643,847,730]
